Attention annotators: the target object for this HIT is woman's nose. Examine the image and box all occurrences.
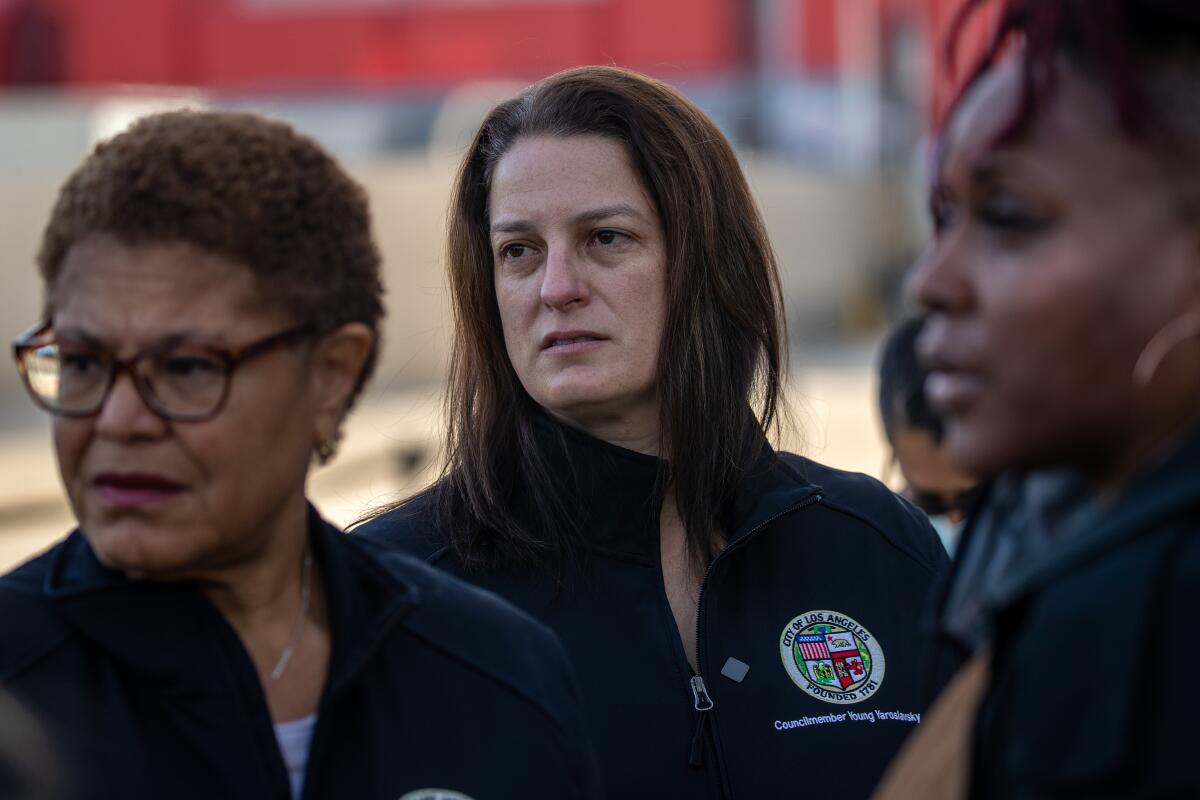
[93,371,168,439]
[907,236,972,314]
[539,247,589,311]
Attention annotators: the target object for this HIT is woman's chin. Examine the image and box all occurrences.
[538,385,615,417]
[945,418,1044,481]
[81,524,204,579]
[536,377,654,420]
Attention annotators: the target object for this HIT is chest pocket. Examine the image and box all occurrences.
[702,541,934,798]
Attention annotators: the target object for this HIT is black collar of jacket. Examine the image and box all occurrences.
[933,421,1200,656]
[529,413,822,563]
[985,422,1200,607]
[949,425,1200,786]
[40,504,418,697]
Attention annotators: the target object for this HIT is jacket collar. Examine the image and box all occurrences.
[530,414,821,560]
[987,423,1200,606]
[313,506,417,695]
[43,504,417,694]
[727,448,823,543]
[530,413,665,561]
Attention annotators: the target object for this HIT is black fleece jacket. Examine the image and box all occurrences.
[356,418,950,799]
[0,505,601,800]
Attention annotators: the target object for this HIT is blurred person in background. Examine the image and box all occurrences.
[357,65,950,799]
[878,315,980,554]
[877,1,1200,797]
[0,110,599,800]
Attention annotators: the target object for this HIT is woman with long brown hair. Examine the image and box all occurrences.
[358,65,949,797]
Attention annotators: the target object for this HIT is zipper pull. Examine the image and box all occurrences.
[690,675,714,711]
[688,675,713,767]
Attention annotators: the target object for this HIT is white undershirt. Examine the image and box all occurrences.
[274,713,318,799]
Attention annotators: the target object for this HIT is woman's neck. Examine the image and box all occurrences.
[194,497,331,721]
[547,406,661,456]
[196,498,310,626]
[1089,401,1200,502]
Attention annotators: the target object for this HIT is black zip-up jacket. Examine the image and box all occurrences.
[355,420,950,799]
[0,505,601,800]
[933,426,1200,798]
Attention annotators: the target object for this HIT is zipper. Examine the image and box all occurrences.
[690,674,715,710]
[688,493,823,783]
[693,492,824,692]
[689,675,714,767]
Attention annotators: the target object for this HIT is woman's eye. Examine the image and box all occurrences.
[500,242,533,261]
[590,230,628,247]
[931,199,961,235]
[977,193,1047,233]
[162,355,222,378]
[59,350,102,374]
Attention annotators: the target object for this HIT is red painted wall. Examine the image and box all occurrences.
[7,0,745,90]
[2,0,992,129]
[800,0,839,74]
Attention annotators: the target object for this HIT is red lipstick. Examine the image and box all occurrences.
[92,472,185,507]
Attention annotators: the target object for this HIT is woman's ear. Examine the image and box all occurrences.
[310,322,375,455]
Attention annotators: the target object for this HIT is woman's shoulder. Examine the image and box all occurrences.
[0,544,74,681]
[773,451,948,574]
[350,489,448,562]
[345,534,582,734]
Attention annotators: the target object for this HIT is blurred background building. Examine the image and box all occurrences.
[0,0,990,568]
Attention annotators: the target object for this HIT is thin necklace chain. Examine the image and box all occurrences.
[270,547,312,682]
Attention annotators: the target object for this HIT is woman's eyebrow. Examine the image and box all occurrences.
[970,162,1005,188]
[568,204,646,226]
[966,149,1038,189]
[50,325,103,345]
[154,330,228,348]
[52,325,224,349]
[490,204,648,236]
[490,218,534,236]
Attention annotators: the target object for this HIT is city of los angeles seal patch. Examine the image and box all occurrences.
[779,610,886,705]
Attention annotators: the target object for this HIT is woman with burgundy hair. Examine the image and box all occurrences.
[878,1,1200,796]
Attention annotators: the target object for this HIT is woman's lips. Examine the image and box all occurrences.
[541,333,606,355]
[925,369,985,414]
[916,321,984,415]
[92,473,185,507]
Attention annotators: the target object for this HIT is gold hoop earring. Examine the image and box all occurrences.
[1132,309,1200,390]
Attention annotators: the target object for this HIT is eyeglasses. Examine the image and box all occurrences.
[12,321,316,422]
